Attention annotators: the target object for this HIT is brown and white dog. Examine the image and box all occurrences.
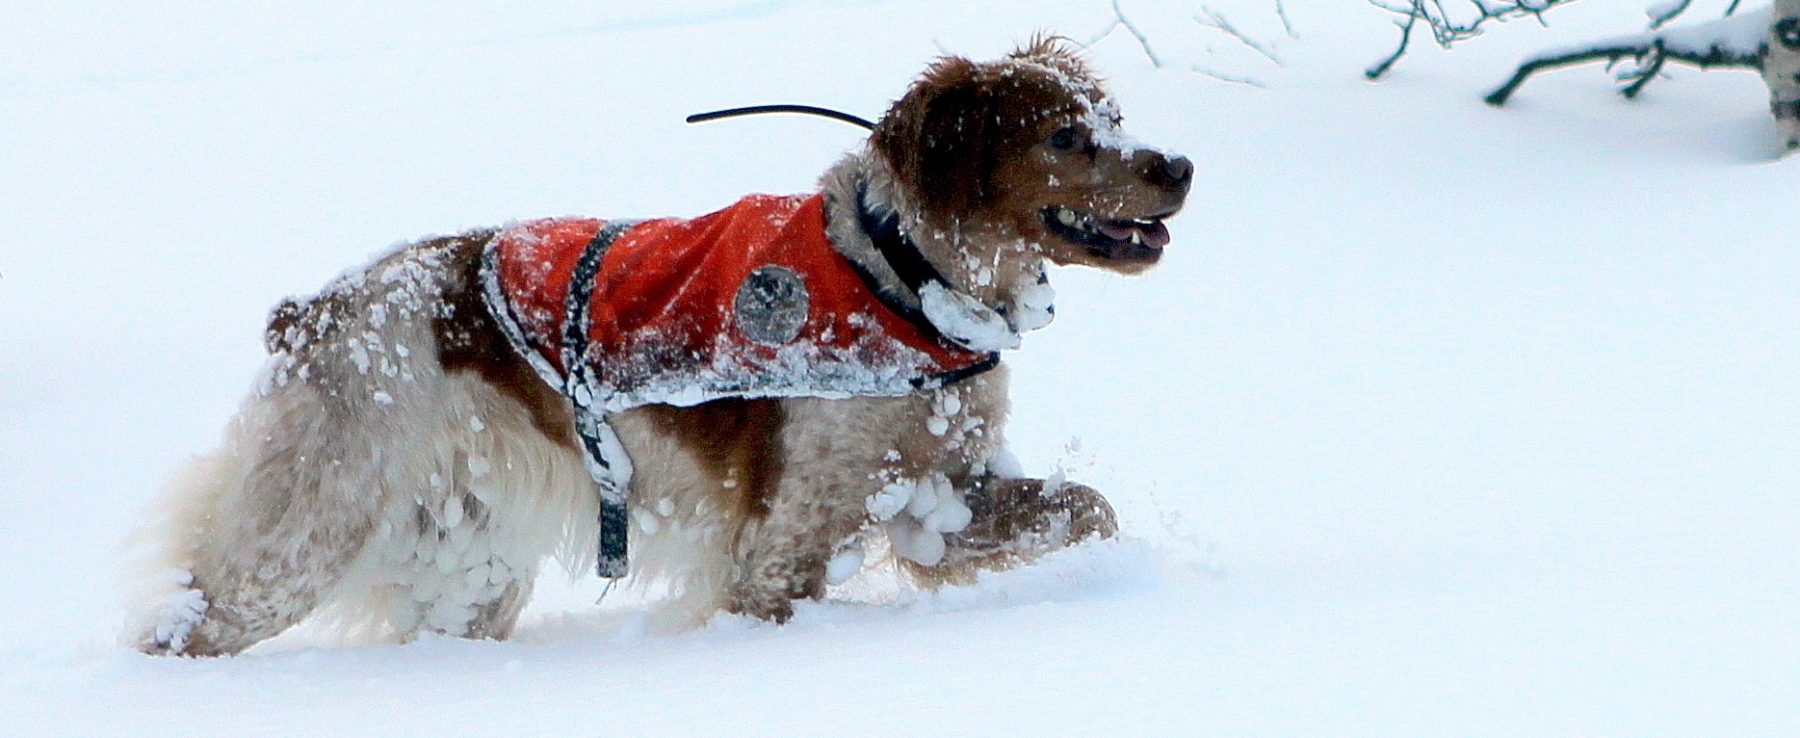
[131,37,1191,656]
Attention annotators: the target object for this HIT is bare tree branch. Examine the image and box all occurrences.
[1617,44,1671,96]
[1276,0,1300,39]
[1196,6,1285,66]
[1648,0,1696,29]
[1191,64,1270,88]
[1365,0,1581,80]
[1085,0,1164,68]
[1364,10,1419,80]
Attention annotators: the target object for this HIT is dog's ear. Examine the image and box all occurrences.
[872,56,999,217]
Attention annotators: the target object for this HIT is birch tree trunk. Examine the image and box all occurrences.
[1764,0,1800,150]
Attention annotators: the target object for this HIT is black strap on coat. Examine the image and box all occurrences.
[562,221,638,578]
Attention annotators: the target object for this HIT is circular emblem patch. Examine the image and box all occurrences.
[733,265,809,346]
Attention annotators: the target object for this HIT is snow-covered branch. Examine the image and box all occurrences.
[1484,6,1767,105]
[1486,1,1800,152]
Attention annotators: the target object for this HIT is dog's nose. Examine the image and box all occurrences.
[1142,153,1193,192]
[1162,155,1193,187]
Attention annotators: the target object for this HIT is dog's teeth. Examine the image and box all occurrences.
[1056,208,1078,227]
[1130,230,1144,245]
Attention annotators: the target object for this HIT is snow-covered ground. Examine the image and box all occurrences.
[3,1,1796,735]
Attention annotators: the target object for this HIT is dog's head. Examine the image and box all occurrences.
[871,37,1191,274]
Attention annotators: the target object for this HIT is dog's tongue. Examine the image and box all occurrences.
[1096,220,1171,249]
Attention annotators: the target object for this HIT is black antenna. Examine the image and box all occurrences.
[686,104,876,131]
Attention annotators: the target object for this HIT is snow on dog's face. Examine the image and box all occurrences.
[871,37,1192,274]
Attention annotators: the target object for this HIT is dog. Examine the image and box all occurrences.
[131,37,1191,656]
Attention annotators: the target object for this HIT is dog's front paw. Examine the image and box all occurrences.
[956,477,1117,552]
[725,558,827,624]
[901,477,1119,588]
[725,580,797,624]
[1052,481,1119,543]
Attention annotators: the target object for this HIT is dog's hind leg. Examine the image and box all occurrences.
[345,371,593,644]
[135,245,451,656]
[133,379,384,657]
[365,478,548,643]
[464,579,533,640]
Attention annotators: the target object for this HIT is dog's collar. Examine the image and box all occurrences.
[850,182,1022,352]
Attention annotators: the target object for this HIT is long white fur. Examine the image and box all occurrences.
[128,244,602,651]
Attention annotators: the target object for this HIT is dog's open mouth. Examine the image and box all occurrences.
[1042,206,1174,262]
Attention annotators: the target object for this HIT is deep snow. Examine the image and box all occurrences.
[2,1,1796,736]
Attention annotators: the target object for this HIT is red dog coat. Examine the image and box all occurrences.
[480,192,999,576]
[484,193,996,409]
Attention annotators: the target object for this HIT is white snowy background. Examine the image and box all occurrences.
[2,1,1796,736]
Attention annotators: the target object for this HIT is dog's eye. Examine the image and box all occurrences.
[1046,127,1083,152]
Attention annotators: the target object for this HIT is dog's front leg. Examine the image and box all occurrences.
[724,396,894,623]
[725,479,864,623]
[894,368,1120,587]
[900,476,1119,588]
